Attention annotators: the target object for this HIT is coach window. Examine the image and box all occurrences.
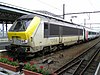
[44,22,49,38]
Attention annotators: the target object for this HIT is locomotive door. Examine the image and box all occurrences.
[59,26,63,43]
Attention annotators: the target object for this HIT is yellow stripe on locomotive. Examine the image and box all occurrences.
[26,16,41,38]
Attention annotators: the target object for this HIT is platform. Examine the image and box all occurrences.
[0,67,24,75]
[0,37,8,43]
[0,37,10,50]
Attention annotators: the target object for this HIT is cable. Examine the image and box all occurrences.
[37,0,62,11]
[87,0,96,10]
[64,11,100,15]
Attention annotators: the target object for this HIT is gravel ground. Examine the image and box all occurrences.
[32,37,100,73]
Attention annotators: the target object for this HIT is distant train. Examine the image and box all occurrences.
[6,14,99,55]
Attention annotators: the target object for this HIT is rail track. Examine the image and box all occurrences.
[53,40,100,75]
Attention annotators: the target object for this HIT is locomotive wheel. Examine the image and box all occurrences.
[51,46,57,52]
[43,46,50,54]
[58,44,64,50]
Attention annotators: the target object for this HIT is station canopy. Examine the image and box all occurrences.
[0,2,63,38]
[0,2,63,24]
[0,9,22,24]
[0,2,34,24]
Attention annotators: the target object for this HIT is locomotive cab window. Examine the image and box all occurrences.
[9,19,32,31]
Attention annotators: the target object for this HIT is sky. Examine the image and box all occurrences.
[0,0,100,31]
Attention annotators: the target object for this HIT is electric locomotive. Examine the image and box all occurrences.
[6,14,99,55]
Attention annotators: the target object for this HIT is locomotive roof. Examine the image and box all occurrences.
[18,14,98,32]
[18,14,80,25]
[18,14,35,19]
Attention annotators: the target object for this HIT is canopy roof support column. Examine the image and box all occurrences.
[2,21,4,37]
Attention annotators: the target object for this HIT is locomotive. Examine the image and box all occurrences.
[6,14,99,55]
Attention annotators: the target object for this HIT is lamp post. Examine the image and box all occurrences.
[63,4,65,19]
[84,19,86,26]
[70,16,77,23]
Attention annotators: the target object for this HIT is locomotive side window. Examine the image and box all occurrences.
[62,26,83,36]
[49,24,59,36]
[44,22,49,38]
[44,23,60,37]
[78,29,83,35]
[62,26,78,36]
[44,23,83,37]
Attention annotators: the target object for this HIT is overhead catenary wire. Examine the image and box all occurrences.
[87,0,96,11]
[64,11,100,15]
[37,0,62,11]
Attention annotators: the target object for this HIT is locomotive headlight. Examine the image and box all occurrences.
[21,40,28,44]
[9,39,13,43]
